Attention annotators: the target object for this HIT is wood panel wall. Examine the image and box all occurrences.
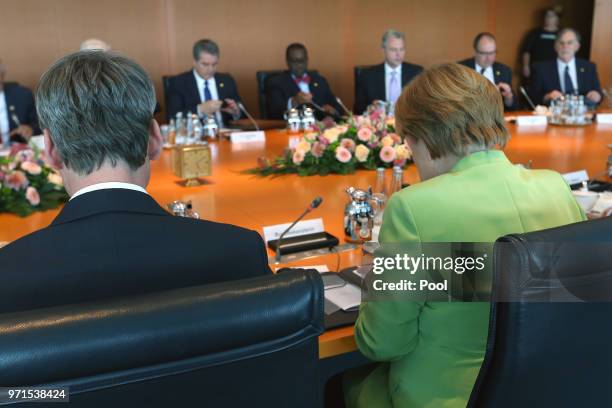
[590,0,611,99]
[1,0,598,119]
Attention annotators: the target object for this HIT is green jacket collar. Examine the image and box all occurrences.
[451,150,510,173]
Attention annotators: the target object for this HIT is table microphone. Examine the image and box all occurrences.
[335,97,353,116]
[520,86,537,111]
[9,105,21,127]
[237,102,260,131]
[275,196,323,263]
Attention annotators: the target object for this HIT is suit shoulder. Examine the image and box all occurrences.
[576,58,596,69]
[215,72,236,82]
[457,58,473,68]
[5,83,34,97]
[403,62,424,72]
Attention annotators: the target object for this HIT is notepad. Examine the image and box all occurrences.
[325,283,362,311]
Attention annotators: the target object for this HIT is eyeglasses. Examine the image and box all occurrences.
[287,58,308,64]
[476,50,497,56]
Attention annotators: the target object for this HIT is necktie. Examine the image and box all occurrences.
[480,67,486,75]
[564,66,575,95]
[293,74,311,86]
[389,71,400,104]
[203,80,212,101]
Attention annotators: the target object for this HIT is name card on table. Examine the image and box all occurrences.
[263,218,325,243]
[597,113,612,124]
[230,130,266,143]
[562,169,589,186]
[517,115,548,126]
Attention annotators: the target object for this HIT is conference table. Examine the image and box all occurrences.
[1,112,612,361]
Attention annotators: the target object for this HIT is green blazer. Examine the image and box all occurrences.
[347,150,585,408]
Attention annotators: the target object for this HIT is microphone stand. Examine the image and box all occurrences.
[237,102,260,131]
[275,197,323,263]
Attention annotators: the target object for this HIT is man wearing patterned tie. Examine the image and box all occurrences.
[354,30,423,114]
[459,32,515,110]
[165,39,243,126]
[530,28,602,106]
[266,43,342,120]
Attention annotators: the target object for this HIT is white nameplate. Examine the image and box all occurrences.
[517,115,548,126]
[263,218,325,243]
[597,113,612,124]
[562,169,589,186]
[230,130,266,143]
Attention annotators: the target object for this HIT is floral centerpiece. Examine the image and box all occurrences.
[248,104,411,176]
[0,144,68,217]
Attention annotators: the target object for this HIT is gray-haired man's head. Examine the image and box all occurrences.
[381,30,406,68]
[192,39,220,80]
[36,51,157,175]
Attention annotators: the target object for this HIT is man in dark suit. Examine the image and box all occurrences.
[0,60,38,146]
[459,32,515,110]
[165,39,243,126]
[266,43,342,120]
[354,30,423,114]
[531,28,602,106]
[0,51,271,314]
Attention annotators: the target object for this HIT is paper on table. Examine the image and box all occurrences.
[591,193,612,216]
[325,282,362,311]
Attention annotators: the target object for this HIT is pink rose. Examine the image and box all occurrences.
[21,161,42,175]
[4,170,29,190]
[47,172,64,186]
[381,135,394,147]
[292,150,305,165]
[357,126,373,142]
[335,146,352,163]
[310,142,325,158]
[25,186,40,206]
[340,138,356,152]
[388,133,402,144]
[379,146,396,163]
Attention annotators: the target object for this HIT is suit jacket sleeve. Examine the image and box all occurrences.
[354,195,423,361]
[220,74,245,123]
[588,63,603,99]
[250,229,273,275]
[23,88,39,134]
[266,76,288,120]
[318,76,342,113]
[165,76,200,121]
[530,63,547,105]
[353,71,368,114]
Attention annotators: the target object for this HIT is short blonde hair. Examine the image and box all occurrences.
[395,63,509,159]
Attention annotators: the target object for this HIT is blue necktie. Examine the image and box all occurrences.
[203,80,212,101]
[564,66,575,95]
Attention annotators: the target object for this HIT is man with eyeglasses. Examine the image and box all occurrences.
[266,43,342,120]
[530,28,602,106]
[459,32,515,110]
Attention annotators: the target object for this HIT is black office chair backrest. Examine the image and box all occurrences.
[256,70,285,119]
[353,65,374,96]
[468,217,612,408]
[161,75,172,121]
[0,269,325,407]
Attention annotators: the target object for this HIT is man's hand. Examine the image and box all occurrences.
[292,92,313,106]
[322,104,338,116]
[498,82,514,106]
[586,90,602,104]
[221,98,240,117]
[9,125,33,139]
[544,90,564,102]
[197,100,223,116]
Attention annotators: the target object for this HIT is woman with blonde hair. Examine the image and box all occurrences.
[345,63,585,407]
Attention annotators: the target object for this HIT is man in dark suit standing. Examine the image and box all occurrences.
[0,60,38,146]
[165,39,243,126]
[459,32,515,110]
[0,51,271,314]
[354,30,423,114]
[266,43,342,120]
[531,28,602,106]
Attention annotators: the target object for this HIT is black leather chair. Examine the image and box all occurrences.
[161,75,171,121]
[256,70,285,120]
[0,269,325,407]
[468,217,612,408]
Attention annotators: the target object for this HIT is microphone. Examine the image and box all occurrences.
[335,97,353,117]
[520,86,537,111]
[9,105,21,127]
[237,102,260,131]
[274,196,323,263]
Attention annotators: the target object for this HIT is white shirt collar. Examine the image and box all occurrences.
[474,63,496,85]
[384,63,402,76]
[70,182,148,201]
[557,58,576,69]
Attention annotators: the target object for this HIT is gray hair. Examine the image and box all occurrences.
[556,27,581,44]
[381,29,405,49]
[192,39,220,60]
[36,51,156,175]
